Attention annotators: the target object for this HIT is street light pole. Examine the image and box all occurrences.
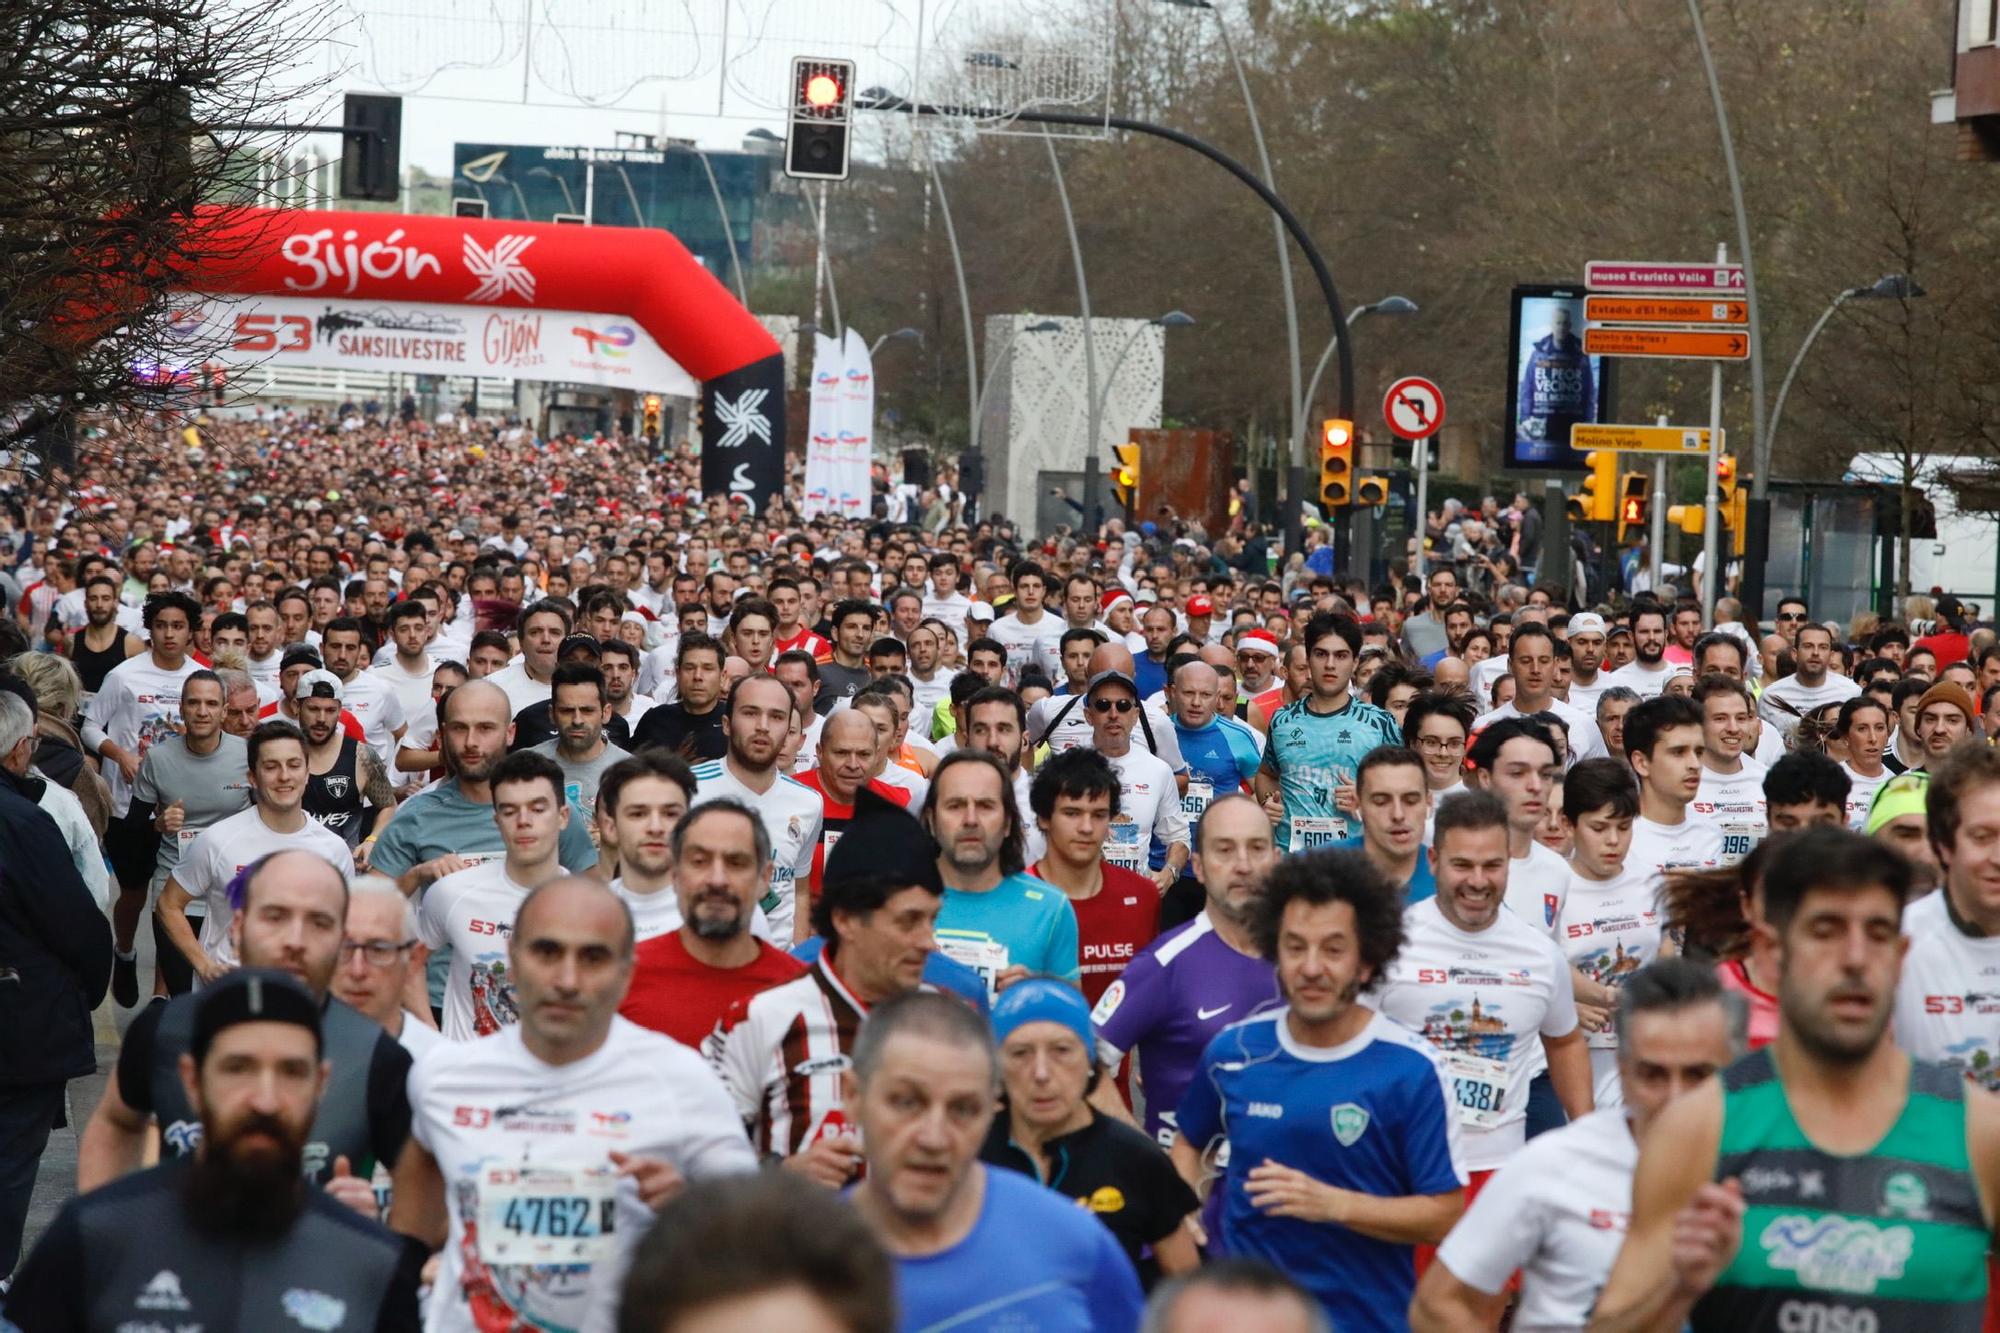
[870,327,923,357]
[1163,0,1302,493]
[925,153,982,465]
[1091,312,1196,445]
[1300,296,1419,437]
[971,320,1062,456]
[1687,0,1770,617]
[526,166,575,215]
[1043,129,1104,539]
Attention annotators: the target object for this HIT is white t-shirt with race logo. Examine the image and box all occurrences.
[1893,889,2000,1092]
[334,670,408,762]
[1557,864,1666,1107]
[1694,756,1767,864]
[1605,659,1675,700]
[175,806,353,969]
[1842,763,1892,830]
[1102,747,1188,875]
[1434,1107,1638,1327]
[688,760,821,941]
[85,654,205,817]
[1625,811,1727,886]
[417,860,536,1041]
[987,611,1065,683]
[1503,840,1571,943]
[1368,897,1579,1171]
[410,1019,757,1333]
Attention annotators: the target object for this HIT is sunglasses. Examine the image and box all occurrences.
[1776,612,1807,622]
[1089,697,1136,714]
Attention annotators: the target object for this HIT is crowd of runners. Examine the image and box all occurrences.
[0,405,1994,1332]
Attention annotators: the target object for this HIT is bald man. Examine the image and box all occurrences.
[80,849,415,1209]
[391,876,755,1332]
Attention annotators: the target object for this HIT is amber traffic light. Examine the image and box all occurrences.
[1319,419,1354,508]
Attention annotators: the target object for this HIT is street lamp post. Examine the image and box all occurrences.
[1765,274,1924,601]
[1040,127,1105,540]
[871,327,923,357]
[1299,296,1418,431]
[526,166,575,215]
[972,320,1062,456]
[1092,311,1196,441]
[1160,0,1302,487]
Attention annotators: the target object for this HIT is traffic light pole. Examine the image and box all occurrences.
[857,95,1355,556]
[1700,243,1727,614]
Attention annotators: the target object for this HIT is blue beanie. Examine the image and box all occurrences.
[991,978,1094,1050]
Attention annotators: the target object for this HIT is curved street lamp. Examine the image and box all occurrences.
[870,327,923,357]
[525,165,575,215]
[1094,311,1197,432]
[1766,275,1924,458]
[1299,296,1419,425]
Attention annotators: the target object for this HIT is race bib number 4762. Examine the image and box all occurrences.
[476,1164,619,1266]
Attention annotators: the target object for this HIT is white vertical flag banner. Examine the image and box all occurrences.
[802,332,844,517]
[837,328,876,518]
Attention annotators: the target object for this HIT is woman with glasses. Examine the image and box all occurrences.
[1402,689,1476,841]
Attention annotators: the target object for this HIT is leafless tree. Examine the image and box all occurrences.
[0,0,333,471]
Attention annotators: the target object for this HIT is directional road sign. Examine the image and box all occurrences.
[1584,260,1747,295]
[1383,376,1446,440]
[1584,296,1748,327]
[1583,327,1749,361]
[1569,423,1723,454]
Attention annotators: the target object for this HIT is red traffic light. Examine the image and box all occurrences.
[803,72,843,110]
[1621,496,1646,524]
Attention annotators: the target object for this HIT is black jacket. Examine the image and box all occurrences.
[0,766,112,1086]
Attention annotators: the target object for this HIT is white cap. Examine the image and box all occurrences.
[292,669,344,703]
[1568,612,1608,637]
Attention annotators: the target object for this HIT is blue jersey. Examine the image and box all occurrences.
[891,1165,1144,1333]
[937,873,1081,992]
[1092,914,1279,1144]
[1262,696,1403,848]
[1174,715,1262,826]
[1177,1009,1466,1333]
[1335,835,1439,904]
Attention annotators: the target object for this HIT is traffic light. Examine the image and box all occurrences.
[1112,441,1141,510]
[1567,450,1617,523]
[1319,419,1354,508]
[1356,476,1390,506]
[338,93,402,202]
[1717,454,1747,555]
[785,57,855,181]
[1617,472,1651,543]
[1667,502,1704,534]
[642,394,663,440]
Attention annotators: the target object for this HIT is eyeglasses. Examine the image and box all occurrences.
[1415,736,1466,754]
[1776,612,1807,622]
[1089,697,1136,714]
[339,939,416,967]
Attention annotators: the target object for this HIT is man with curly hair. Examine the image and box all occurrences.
[1170,845,1466,1331]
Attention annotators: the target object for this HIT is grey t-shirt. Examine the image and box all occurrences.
[130,734,251,893]
[818,661,872,713]
[531,739,633,816]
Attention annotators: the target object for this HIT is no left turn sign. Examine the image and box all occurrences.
[1383,376,1446,440]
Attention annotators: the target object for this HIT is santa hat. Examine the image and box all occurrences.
[1237,629,1280,658]
[1100,588,1134,615]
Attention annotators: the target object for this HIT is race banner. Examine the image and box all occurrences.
[801,332,844,518]
[834,329,875,518]
[698,352,786,515]
[174,293,699,397]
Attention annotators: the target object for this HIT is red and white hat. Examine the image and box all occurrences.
[1237,629,1280,658]
[1100,588,1134,615]
[1186,594,1215,617]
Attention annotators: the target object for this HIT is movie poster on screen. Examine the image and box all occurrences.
[1504,285,1615,471]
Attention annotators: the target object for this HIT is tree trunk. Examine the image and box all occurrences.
[1899,461,1915,605]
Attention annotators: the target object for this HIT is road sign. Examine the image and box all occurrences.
[1568,423,1723,454]
[1383,376,1446,439]
[1584,296,1747,326]
[1585,260,1747,294]
[1583,327,1749,361]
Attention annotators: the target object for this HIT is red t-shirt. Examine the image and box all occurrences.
[791,770,912,897]
[775,625,833,663]
[1030,861,1160,1007]
[1716,958,1778,1051]
[619,932,807,1050]
[258,700,365,742]
[1913,630,1970,669]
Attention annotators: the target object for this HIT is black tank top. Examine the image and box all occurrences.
[305,734,366,848]
[71,627,129,694]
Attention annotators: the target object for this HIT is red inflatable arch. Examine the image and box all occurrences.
[173,206,787,504]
